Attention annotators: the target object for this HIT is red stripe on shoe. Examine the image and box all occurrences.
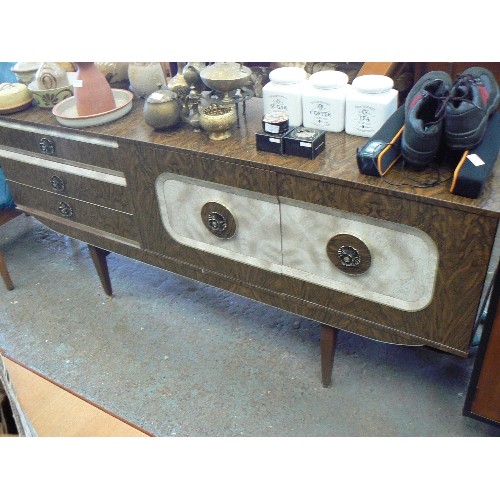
[479,86,489,106]
[408,93,423,111]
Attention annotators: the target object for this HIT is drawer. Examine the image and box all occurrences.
[0,149,131,213]
[8,182,138,242]
[0,118,126,172]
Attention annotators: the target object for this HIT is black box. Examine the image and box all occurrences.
[256,129,290,155]
[283,127,326,159]
[450,111,500,199]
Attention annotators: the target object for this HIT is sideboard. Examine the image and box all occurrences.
[1,97,499,394]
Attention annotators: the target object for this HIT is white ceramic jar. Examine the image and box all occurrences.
[262,67,307,127]
[302,70,350,132]
[345,74,398,137]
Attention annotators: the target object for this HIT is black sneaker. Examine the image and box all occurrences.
[402,71,452,166]
[444,66,500,150]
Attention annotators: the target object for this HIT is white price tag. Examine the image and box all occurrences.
[150,92,164,101]
[72,80,83,88]
[467,153,485,167]
[269,138,280,143]
[300,142,312,148]
[264,123,280,134]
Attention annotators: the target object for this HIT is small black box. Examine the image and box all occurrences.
[256,129,290,155]
[283,127,326,159]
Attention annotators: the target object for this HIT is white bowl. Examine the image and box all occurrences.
[52,89,134,128]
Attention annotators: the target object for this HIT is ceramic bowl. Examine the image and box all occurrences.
[28,81,73,109]
[52,88,134,128]
[0,82,32,113]
[11,62,40,84]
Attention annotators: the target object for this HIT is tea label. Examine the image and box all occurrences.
[351,104,376,135]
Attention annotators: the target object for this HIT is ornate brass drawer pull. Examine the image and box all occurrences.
[50,175,65,192]
[201,202,236,239]
[39,137,55,156]
[58,201,74,218]
[326,234,371,275]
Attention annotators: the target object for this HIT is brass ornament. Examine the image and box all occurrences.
[326,234,371,275]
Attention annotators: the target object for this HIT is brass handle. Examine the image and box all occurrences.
[58,201,73,218]
[201,202,236,239]
[326,234,371,275]
[39,137,55,156]
[50,175,65,192]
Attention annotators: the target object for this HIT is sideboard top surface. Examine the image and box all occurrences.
[2,97,500,218]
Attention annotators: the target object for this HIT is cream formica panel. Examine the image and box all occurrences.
[279,197,439,312]
[155,173,283,272]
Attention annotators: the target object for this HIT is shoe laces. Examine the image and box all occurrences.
[421,80,450,121]
[448,73,483,108]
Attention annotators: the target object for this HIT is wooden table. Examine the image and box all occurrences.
[0,97,498,421]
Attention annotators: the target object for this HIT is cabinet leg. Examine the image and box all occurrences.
[0,249,14,291]
[320,324,339,387]
[88,245,112,296]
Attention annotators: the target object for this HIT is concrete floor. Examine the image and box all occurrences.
[1,214,499,437]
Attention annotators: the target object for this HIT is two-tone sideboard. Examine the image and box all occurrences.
[1,97,499,420]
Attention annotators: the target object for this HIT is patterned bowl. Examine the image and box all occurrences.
[28,81,73,109]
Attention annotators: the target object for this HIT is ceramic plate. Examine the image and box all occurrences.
[52,89,134,128]
[0,99,33,115]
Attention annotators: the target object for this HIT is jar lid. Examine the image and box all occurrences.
[12,62,40,72]
[352,74,394,93]
[146,89,178,104]
[269,67,307,85]
[309,70,349,89]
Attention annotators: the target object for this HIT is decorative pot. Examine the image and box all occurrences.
[166,62,189,99]
[199,103,237,140]
[143,88,180,130]
[128,62,166,98]
[73,62,116,116]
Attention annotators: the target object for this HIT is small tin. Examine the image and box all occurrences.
[283,127,326,159]
[262,111,289,135]
[256,129,291,155]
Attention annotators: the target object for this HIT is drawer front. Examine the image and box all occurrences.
[8,182,138,242]
[0,119,125,172]
[280,197,438,312]
[0,151,131,213]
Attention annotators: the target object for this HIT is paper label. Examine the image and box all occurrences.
[467,153,485,167]
[72,80,83,88]
[264,123,280,134]
[269,137,280,143]
[150,92,164,101]
[300,142,312,148]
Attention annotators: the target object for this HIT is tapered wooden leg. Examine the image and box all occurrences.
[88,245,113,296]
[0,249,14,291]
[320,324,339,387]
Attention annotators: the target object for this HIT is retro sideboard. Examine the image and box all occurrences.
[0,98,499,419]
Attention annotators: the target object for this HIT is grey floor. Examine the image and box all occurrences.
[1,214,499,437]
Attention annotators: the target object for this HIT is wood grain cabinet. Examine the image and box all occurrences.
[0,99,499,398]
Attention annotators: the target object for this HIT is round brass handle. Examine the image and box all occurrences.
[326,234,371,275]
[50,175,65,192]
[58,201,74,218]
[39,137,55,156]
[201,202,236,239]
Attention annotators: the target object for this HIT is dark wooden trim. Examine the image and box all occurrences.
[464,264,500,427]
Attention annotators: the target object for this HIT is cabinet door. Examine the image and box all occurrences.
[127,145,283,291]
[277,174,498,355]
